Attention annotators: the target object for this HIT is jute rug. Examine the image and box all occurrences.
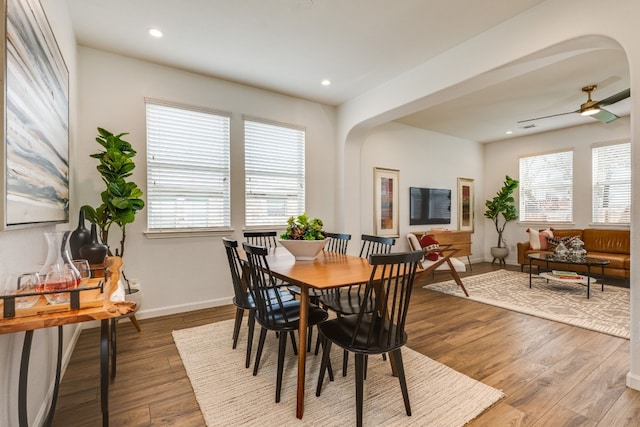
[425,270,629,339]
[172,319,504,426]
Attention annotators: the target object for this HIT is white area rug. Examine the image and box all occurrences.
[425,270,629,339]
[172,319,504,426]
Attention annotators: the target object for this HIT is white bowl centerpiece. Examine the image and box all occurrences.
[279,213,328,261]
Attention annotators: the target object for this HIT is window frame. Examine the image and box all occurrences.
[145,99,232,236]
[243,117,306,229]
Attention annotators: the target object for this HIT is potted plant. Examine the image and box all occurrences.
[484,175,519,261]
[278,213,327,260]
[81,127,145,259]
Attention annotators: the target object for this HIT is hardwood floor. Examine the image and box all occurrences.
[52,263,640,426]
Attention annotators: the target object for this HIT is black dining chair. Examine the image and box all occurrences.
[222,237,294,368]
[242,242,329,403]
[317,234,395,374]
[243,231,278,248]
[288,232,352,352]
[316,250,423,427]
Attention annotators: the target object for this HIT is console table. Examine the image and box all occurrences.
[413,229,472,270]
[0,257,136,427]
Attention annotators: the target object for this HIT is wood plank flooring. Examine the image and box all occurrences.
[52,263,640,426]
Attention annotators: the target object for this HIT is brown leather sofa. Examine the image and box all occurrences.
[517,228,630,279]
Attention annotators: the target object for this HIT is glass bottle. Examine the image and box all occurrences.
[39,231,81,303]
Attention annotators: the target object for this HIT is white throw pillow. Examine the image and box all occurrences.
[527,227,554,250]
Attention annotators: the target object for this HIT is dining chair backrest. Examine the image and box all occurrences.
[359,234,395,258]
[242,242,292,327]
[324,232,351,254]
[244,231,278,248]
[222,237,250,308]
[352,250,423,350]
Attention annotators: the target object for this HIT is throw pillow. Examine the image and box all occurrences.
[419,234,440,261]
[546,235,580,251]
[527,227,554,250]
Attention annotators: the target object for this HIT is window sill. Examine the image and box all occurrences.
[144,228,234,239]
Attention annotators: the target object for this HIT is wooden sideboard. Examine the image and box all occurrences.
[412,229,472,269]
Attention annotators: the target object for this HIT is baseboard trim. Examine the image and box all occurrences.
[626,371,640,391]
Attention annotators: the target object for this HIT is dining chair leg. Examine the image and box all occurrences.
[253,328,268,376]
[275,332,288,403]
[389,349,411,416]
[342,349,349,377]
[355,353,366,427]
[245,312,256,368]
[289,331,298,355]
[314,333,321,355]
[316,338,333,397]
[232,307,244,349]
[307,326,313,352]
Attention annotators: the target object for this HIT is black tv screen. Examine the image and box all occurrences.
[409,187,451,225]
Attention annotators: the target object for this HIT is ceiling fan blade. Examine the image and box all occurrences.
[596,88,630,107]
[517,110,577,124]
[591,108,619,123]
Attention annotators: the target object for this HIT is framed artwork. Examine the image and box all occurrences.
[457,177,474,232]
[373,167,399,237]
[2,0,69,228]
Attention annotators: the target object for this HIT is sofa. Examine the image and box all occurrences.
[517,228,630,279]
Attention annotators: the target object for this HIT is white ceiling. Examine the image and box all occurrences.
[66,0,630,143]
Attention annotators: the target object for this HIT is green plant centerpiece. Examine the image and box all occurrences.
[484,175,519,249]
[280,213,326,240]
[81,127,145,258]
[279,213,327,260]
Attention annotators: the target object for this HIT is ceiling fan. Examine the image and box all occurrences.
[518,85,630,124]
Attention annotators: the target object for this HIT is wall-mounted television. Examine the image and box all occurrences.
[409,187,451,225]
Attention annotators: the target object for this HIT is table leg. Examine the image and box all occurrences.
[587,265,591,299]
[296,286,309,419]
[18,330,33,427]
[529,258,533,288]
[100,319,109,426]
[110,318,117,379]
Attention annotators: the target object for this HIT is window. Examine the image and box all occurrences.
[244,119,305,227]
[519,150,573,223]
[146,100,230,230]
[592,141,631,224]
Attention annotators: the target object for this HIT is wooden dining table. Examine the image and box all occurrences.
[260,248,376,419]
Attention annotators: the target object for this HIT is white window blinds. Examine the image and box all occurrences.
[244,119,305,227]
[519,150,573,223]
[592,141,631,224]
[146,101,230,230]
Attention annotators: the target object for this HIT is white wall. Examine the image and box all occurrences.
[484,117,631,264]
[0,2,78,426]
[360,122,484,258]
[76,47,338,318]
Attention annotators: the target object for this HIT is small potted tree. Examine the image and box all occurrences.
[484,175,519,263]
[81,127,144,296]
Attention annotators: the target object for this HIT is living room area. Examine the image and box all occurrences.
[2,0,640,425]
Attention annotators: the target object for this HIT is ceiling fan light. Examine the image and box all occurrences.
[581,107,600,116]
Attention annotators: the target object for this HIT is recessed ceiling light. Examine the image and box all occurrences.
[321,79,331,86]
[505,130,513,135]
[148,28,163,38]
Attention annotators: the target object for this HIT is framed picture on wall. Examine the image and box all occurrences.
[457,177,474,232]
[2,0,70,228]
[373,167,399,237]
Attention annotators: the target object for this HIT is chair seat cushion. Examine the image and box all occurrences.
[319,314,407,354]
[318,288,375,315]
[256,299,328,330]
[421,256,466,272]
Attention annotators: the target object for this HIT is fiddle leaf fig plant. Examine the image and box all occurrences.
[484,175,519,248]
[81,127,144,257]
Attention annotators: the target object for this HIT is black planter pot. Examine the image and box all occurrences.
[80,224,109,265]
[69,210,91,259]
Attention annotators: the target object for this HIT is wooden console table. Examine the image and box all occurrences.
[413,229,472,270]
[0,257,136,427]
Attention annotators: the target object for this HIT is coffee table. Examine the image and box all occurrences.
[527,253,610,298]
